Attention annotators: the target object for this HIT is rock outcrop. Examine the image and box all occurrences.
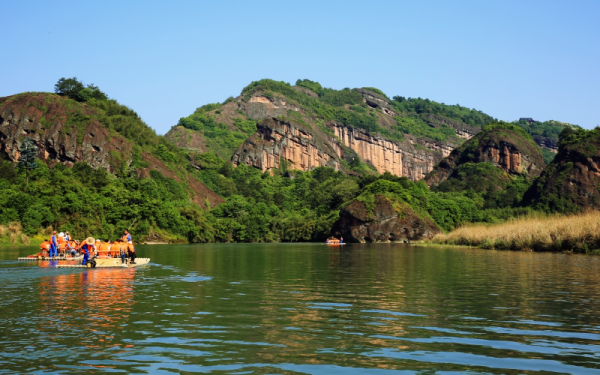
[231,118,341,172]
[164,126,209,153]
[0,93,224,209]
[0,93,133,172]
[231,116,450,180]
[425,123,546,187]
[354,88,398,117]
[523,128,600,211]
[331,195,440,243]
[328,123,444,180]
[533,135,558,153]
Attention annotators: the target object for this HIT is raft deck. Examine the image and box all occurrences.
[57,258,150,268]
[18,256,83,261]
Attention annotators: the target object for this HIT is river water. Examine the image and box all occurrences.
[1,244,600,374]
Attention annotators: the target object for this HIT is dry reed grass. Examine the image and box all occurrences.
[431,210,600,253]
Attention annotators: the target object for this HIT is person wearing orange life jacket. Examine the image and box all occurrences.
[94,239,101,256]
[65,239,78,257]
[81,237,96,265]
[40,239,50,257]
[57,233,67,255]
[113,240,127,264]
[122,230,132,244]
[98,240,111,257]
[122,230,136,264]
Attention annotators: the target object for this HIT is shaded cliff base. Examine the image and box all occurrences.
[428,210,600,253]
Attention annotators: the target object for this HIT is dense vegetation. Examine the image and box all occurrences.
[0,159,211,243]
[240,79,495,143]
[523,127,600,214]
[177,105,257,159]
[0,79,587,246]
[191,152,537,238]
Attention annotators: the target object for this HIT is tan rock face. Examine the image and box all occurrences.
[246,95,299,120]
[329,123,444,180]
[231,118,340,172]
[231,118,448,180]
[488,144,522,173]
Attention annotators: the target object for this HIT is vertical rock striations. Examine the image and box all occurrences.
[231,118,341,172]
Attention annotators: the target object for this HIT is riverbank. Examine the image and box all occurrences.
[429,210,600,253]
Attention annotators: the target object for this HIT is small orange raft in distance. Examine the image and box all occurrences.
[326,238,345,246]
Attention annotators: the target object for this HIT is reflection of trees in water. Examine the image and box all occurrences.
[37,268,135,352]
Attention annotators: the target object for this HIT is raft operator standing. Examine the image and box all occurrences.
[80,237,96,266]
[122,230,136,264]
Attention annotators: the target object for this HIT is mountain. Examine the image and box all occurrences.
[167,79,577,182]
[523,127,600,212]
[424,122,546,209]
[0,92,222,242]
[167,79,496,181]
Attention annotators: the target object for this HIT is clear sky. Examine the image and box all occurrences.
[2,0,599,134]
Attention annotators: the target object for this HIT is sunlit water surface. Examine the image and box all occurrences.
[1,244,600,374]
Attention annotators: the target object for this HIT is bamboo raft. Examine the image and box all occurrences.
[18,255,83,261]
[57,258,150,268]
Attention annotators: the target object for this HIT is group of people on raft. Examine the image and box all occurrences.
[326,237,344,245]
[39,229,136,265]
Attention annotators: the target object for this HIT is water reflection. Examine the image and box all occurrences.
[1,245,600,374]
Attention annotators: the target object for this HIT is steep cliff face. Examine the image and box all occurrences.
[330,195,440,243]
[171,80,494,179]
[523,128,600,211]
[328,123,444,180]
[425,123,546,187]
[230,114,451,180]
[0,93,132,172]
[0,93,224,209]
[231,118,341,172]
[172,79,568,180]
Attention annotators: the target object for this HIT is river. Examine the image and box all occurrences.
[1,244,599,374]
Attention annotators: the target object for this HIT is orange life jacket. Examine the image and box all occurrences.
[99,242,111,252]
[127,243,135,252]
[40,241,49,250]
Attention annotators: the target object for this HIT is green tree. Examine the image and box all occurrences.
[17,138,38,186]
[54,77,84,100]
[54,77,107,102]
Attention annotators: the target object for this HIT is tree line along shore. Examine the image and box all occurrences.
[0,78,598,251]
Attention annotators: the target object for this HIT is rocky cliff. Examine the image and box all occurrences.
[522,127,600,212]
[330,195,440,243]
[171,79,570,180]
[170,80,496,179]
[231,118,341,172]
[0,93,224,209]
[425,122,546,187]
[0,93,133,172]
[328,123,446,180]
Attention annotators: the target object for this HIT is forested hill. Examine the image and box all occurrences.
[0,83,223,244]
[168,79,574,174]
[167,79,494,180]
[0,78,586,246]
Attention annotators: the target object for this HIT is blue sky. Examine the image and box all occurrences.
[2,0,599,134]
